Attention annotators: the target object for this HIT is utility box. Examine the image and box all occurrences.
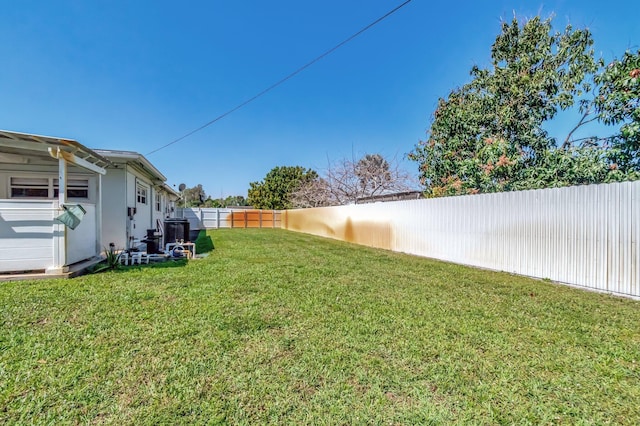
[164,218,190,245]
[144,229,161,254]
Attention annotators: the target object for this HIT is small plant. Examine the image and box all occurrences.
[105,244,120,268]
[91,243,121,273]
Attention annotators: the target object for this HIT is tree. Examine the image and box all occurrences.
[408,15,639,197]
[291,154,415,207]
[202,195,249,208]
[594,50,640,172]
[355,154,392,195]
[181,184,207,207]
[248,166,318,209]
[224,195,249,207]
[203,197,224,208]
[290,177,334,208]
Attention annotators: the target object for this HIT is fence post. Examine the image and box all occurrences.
[244,210,247,228]
[216,208,220,229]
[259,210,262,228]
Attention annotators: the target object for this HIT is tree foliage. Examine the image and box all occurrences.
[291,154,415,207]
[181,184,207,207]
[203,195,248,208]
[409,15,640,197]
[181,186,249,208]
[248,166,318,209]
[594,50,640,171]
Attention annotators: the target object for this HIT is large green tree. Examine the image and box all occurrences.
[248,166,318,209]
[409,16,639,197]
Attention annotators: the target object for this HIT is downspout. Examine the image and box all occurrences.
[96,173,103,254]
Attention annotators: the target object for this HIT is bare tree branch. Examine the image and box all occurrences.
[291,153,416,207]
[562,109,599,149]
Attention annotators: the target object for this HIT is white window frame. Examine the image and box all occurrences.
[9,176,50,198]
[136,183,148,205]
[54,178,90,199]
[155,192,161,212]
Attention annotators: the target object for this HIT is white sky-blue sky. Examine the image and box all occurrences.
[1,1,638,197]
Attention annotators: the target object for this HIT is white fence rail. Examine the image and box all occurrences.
[282,181,640,298]
[178,208,282,230]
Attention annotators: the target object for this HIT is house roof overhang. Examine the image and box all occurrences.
[0,129,112,174]
[93,149,167,182]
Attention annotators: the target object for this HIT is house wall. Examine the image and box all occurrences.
[127,168,152,244]
[93,149,180,251]
[100,163,167,249]
[101,167,127,249]
[67,203,97,264]
[151,188,169,229]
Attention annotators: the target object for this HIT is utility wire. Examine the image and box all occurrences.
[147,0,412,156]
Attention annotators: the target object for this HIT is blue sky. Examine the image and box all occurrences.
[1,1,638,197]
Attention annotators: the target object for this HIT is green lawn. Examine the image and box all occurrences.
[1,229,639,424]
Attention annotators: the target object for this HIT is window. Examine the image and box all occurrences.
[137,184,148,205]
[10,177,89,199]
[155,193,161,212]
[10,177,49,198]
[54,179,89,198]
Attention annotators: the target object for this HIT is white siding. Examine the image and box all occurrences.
[126,169,153,244]
[67,203,97,264]
[100,167,127,249]
[100,162,177,250]
[151,189,165,231]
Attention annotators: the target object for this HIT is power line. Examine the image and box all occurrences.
[146,0,413,156]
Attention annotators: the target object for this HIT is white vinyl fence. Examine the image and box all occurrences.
[282,181,640,298]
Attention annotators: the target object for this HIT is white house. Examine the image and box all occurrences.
[0,131,181,278]
[0,130,111,275]
[95,150,180,251]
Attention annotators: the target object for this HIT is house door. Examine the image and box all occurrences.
[134,182,152,242]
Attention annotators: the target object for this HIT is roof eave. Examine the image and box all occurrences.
[95,149,167,182]
[0,129,113,171]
